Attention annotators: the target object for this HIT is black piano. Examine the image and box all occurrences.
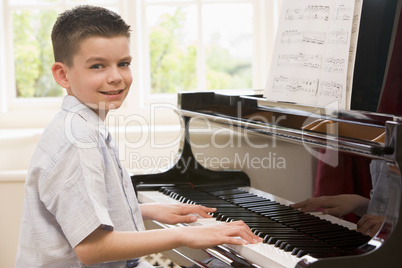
[132,0,402,267]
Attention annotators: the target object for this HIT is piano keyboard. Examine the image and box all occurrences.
[137,186,371,268]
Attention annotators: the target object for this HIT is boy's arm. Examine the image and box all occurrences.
[74,221,261,265]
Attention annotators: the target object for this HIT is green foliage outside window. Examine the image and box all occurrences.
[149,7,252,93]
[205,43,252,90]
[149,8,197,93]
[13,10,62,98]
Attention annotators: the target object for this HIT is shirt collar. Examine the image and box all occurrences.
[61,95,109,139]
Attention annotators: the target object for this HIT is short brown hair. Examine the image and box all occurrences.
[51,5,131,66]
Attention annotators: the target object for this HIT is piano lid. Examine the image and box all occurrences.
[177,90,400,158]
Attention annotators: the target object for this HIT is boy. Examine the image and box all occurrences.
[16,5,261,268]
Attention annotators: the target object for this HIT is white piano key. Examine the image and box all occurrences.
[138,191,181,204]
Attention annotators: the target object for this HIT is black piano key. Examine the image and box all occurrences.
[256,206,300,213]
[256,228,302,235]
[279,240,332,249]
[250,204,290,212]
[284,243,329,252]
[230,197,270,205]
[213,207,251,214]
[215,211,261,217]
[299,226,350,237]
[239,222,281,228]
[298,249,350,258]
[262,232,306,242]
[236,215,278,221]
[248,224,288,230]
[260,210,305,218]
[304,222,343,231]
[315,229,359,238]
[294,247,348,258]
[300,222,346,231]
[268,212,316,219]
[252,225,295,232]
[214,206,250,210]
[195,201,231,206]
[211,204,241,208]
[270,215,321,224]
[280,241,331,251]
[319,231,367,241]
[272,218,321,226]
[270,234,312,239]
[222,216,276,223]
[240,201,278,208]
[285,216,330,225]
[257,228,301,235]
[274,237,320,247]
[267,215,327,227]
[266,234,312,244]
[207,188,247,196]
[264,232,300,241]
[257,227,301,233]
[219,193,258,199]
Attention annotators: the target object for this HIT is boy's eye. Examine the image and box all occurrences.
[119,62,131,68]
[90,64,103,69]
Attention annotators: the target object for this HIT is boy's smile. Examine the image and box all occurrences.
[63,36,132,120]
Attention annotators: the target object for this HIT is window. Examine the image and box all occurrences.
[145,1,254,94]
[0,0,280,126]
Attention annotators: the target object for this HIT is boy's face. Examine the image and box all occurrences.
[64,36,132,119]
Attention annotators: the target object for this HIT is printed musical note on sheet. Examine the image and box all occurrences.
[264,0,362,109]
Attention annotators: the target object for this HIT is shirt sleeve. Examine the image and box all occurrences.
[39,139,114,248]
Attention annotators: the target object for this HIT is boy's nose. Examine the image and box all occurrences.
[107,67,123,84]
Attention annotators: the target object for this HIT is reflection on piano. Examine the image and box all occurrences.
[133,90,402,267]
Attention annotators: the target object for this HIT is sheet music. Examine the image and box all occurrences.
[264,0,362,109]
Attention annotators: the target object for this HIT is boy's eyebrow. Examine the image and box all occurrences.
[86,57,107,63]
[86,56,132,64]
[120,56,133,62]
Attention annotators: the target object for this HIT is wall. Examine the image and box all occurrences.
[0,173,25,268]
[0,130,41,268]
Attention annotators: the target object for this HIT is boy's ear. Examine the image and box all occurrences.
[51,62,70,89]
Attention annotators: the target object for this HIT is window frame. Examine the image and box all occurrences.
[0,0,281,128]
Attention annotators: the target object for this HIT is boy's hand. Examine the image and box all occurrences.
[178,221,263,249]
[140,203,216,224]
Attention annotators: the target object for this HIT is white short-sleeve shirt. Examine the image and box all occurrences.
[16,96,150,268]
